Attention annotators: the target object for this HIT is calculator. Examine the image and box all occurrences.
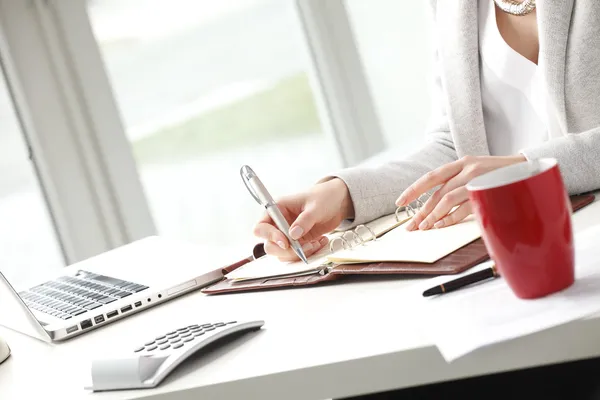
[86,320,265,391]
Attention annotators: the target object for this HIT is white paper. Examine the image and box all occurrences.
[416,224,600,362]
[328,216,481,264]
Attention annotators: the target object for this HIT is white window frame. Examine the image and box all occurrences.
[0,0,155,264]
[0,0,385,264]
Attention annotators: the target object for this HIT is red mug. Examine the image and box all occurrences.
[466,158,574,299]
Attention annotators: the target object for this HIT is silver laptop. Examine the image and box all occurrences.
[0,236,236,342]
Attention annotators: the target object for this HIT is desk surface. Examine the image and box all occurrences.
[3,199,600,400]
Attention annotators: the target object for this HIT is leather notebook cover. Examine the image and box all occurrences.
[201,194,595,295]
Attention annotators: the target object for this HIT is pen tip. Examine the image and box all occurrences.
[299,253,308,264]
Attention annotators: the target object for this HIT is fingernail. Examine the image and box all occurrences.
[277,241,287,249]
[405,220,416,231]
[434,220,444,229]
[303,242,314,252]
[396,195,406,206]
[419,220,429,230]
[289,226,304,240]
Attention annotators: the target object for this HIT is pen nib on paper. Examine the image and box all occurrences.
[291,242,309,264]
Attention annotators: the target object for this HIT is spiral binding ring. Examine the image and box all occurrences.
[343,230,364,246]
[332,192,433,252]
[395,192,432,220]
[354,224,377,242]
[329,236,351,253]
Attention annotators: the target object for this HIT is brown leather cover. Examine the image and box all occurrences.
[202,194,595,295]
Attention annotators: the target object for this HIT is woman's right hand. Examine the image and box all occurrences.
[253,178,354,261]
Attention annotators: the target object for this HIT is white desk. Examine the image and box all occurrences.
[2,198,600,400]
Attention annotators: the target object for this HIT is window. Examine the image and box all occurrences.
[87,0,339,264]
[0,72,64,288]
[345,0,433,152]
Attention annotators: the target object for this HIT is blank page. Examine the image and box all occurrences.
[327,216,482,264]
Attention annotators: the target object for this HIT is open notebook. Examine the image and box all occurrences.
[201,194,595,295]
[225,206,481,282]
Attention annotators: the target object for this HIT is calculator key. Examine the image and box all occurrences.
[146,345,157,351]
[204,327,216,331]
[167,331,177,335]
[214,323,225,327]
[159,344,170,350]
[180,332,191,338]
[201,324,212,328]
[134,347,144,352]
[226,321,237,324]
[177,327,188,332]
[193,331,205,337]
[157,338,168,345]
[144,340,155,346]
[173,343,184,349]
[183,337,194,342]
[170,338,181,343]
[155,335,166,341]
[188,324,198,329]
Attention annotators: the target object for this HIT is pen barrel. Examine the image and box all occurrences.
[444,268,496,292]
[266,204,293,241]
[248,176,275,206]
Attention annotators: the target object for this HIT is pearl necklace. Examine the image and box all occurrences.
[493,0,536,16]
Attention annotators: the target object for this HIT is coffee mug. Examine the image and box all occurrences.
[466,158,574,299]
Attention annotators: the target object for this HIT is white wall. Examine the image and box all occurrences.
[345,0,434,155]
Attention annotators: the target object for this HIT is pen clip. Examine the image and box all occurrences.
[240,165,264,206]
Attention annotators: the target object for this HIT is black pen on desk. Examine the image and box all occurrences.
[422,264,499,297]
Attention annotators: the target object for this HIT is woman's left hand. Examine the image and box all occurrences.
[396,155,526,231]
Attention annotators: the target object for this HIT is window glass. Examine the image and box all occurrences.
[0,72,64,288]
[88,0,339,264]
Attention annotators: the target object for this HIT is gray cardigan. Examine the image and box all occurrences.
[335,0,600,227]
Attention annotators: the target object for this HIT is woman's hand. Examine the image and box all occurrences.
[253,178,354,261]
[396,155,526,231]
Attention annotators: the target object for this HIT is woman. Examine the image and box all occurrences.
[253,0,600,398]
[254,0,600,262]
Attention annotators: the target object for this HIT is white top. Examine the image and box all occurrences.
[478,0,562,156]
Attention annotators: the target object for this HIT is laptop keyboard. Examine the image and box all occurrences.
[18,271,148,320]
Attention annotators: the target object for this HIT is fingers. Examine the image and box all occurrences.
[288,203,321,242]
[264,236,329,262]
[418,187,470,230]
[432,201,472,229]
[395,160,463,207]
[405,168,473,230]
[405,185,469,231]
[253,221,290,249]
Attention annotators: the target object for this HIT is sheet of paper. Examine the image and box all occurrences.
[415,224,600,362]
[327,216,481,264]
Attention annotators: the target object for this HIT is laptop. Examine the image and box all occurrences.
[0,236,238,342]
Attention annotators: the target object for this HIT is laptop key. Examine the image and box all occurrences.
[97,296,117,304]
[71,309,87,316]
[83,302,101,310]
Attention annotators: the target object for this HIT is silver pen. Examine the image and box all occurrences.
[240,165,308,264]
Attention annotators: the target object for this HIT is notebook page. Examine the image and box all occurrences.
[327,216,481,264]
